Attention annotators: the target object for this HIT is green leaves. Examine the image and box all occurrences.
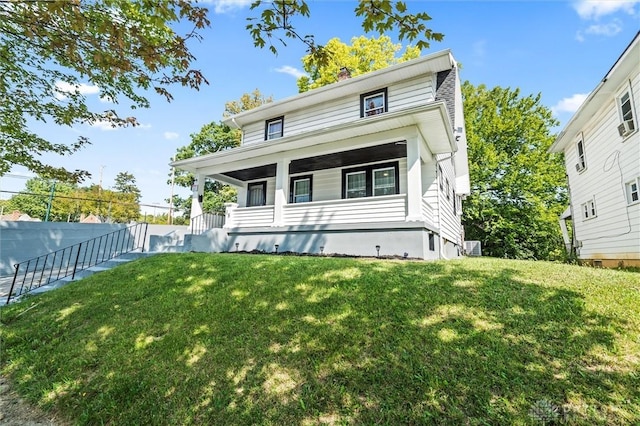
[461,82,568,260]
[0,0,210,182]
[247,0,443,64]
[296,35,420,92]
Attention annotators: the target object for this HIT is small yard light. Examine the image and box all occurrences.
[375,245,380,257]
[320,246,324,255]
[235,242,239,252]
[274,244,279,253]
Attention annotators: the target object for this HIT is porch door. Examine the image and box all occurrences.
[247,182,266,206]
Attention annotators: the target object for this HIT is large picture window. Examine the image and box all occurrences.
[290,175,312,203]
[342,162,399,199]
[265,116,284,140]
[360,88,388,117]
[247,181,266,207]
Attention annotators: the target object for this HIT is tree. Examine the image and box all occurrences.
[113,172,142,202]
[461,82,568,260]
[170,90,273,217]
[5,177,77,221]
[2,0,441,182]
[297,35,420,92]
[1,0,209,182]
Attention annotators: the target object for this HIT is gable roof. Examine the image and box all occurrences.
[550,31,640,152]
[223,49,456,128]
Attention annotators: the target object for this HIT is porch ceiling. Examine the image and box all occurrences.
[218,142,406,181]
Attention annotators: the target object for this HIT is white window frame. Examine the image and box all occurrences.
[616,82,637,139]
[576,135,586,172]
[345,171,367,199]
[265,116,284,140]
[581,198,597,220]
[372,166,396,196]
[291,175,312,203]
[625,177,640,205]
[360,88,387,117]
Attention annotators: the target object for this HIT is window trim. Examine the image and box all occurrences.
[264,116,284,140]
[616,83,637,139]
[289,175,313,203]
[576,135,587,173]
[360,88,388,118]
[341,161,400,199]
[246,181,267,207]
[625,177,640,205]
[581,198,597,220]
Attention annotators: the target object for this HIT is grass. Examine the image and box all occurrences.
[1,253,639,425]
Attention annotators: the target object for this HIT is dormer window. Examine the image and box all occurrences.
[265,116,284,140]
[360,88,388,117]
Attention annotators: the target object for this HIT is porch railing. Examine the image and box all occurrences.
[190,212,225,235]
[5,222,148,304]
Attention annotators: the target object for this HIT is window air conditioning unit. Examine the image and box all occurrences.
[618,119,635,137]
[575,163,585,172]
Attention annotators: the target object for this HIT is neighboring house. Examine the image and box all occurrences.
[79,213,102,224]
[173,49,470,259]
[550,32,640,267]
[0,210,40,222]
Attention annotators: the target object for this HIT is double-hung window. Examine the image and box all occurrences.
[346,171,367,199]
[265,116,284,140]
[290,175,312,203]
[247,181,266,207]
[360,88,388,117]
[576,136,586,172]
[373,167,396,196]
[581,198,597,220]
[626,177,640,205]
[617,85,636,138]
[343,162,399,199]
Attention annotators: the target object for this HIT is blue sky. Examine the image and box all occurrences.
[1,0,639,214]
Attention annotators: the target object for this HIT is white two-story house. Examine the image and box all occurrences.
[173,49,470,259]
[550,32,640,267]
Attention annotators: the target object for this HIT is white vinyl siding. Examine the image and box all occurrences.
[283,195,406,225]
[566,71,640,261]
[241,74,435,146]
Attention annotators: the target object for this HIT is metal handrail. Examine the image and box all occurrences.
[190,212,225,235]
[5,222,148,304]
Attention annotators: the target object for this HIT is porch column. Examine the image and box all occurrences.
[406,134,422,222]
[190,173,205,219]
[273,158,290,226]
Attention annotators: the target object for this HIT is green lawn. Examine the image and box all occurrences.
[1,254,639,425]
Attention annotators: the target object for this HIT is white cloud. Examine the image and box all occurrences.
[54,81,100,100]
[274,65,307,79]
[164,131,180,140]
[585,19,623,36]
[90,120,118,131]
[551,93,589,115]
[137,123,152,129]
[204,0,252,14]
[572,0,638,20]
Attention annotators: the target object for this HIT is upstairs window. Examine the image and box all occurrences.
[626,178,639,205]
[617,87,636,138]
[290,175,312,203]
[247,181,266,207]
[576,136,586,172]
[360,88,388,117]
[265,116,284,140]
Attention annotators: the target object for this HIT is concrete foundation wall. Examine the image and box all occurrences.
[190,223,449,260]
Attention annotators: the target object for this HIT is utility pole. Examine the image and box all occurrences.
[168,156,175,224]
